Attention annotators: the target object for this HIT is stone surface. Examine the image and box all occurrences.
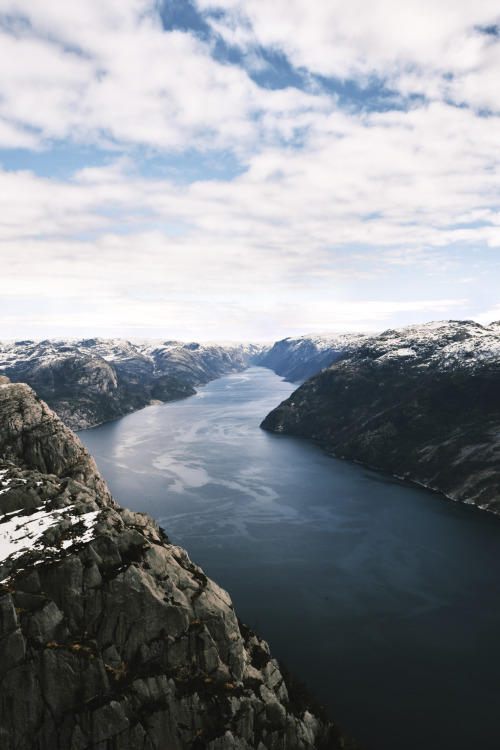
[0,379,112,503]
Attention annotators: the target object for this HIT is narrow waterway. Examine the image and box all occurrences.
[78,366,500,750]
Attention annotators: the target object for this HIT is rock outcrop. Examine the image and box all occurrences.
[0,379,342,749]
[0,379,111,504]
[261,320,500,513]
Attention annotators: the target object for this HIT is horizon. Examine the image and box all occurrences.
[2,2,500,339]
[1,315,499,346]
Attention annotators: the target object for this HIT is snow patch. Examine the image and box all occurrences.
[0,506,101,565]
[378,348,417,360]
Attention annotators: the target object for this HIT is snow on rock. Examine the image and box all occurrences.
[375,347,417,362]
[0,506,101,566]
[0,337,265,374]
[339,320,500,373]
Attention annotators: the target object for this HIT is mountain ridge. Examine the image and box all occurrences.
[255,333,368,382]
[0,339,265,430]
[261,320,500,513]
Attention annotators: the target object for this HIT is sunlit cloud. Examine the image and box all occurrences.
[197,0,500,110]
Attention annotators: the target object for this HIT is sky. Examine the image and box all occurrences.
[1,0,500,341]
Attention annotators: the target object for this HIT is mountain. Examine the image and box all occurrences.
[0,339,264,430]
[261,320,500,513]
[0,376,346,749]
[0,334,372,430]
[255,333,368,382]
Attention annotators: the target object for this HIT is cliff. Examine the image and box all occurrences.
[261,320,500,513]
[0,377,342,749]
[255,334,367,383]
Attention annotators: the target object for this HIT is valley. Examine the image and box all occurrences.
[0,374,340,750]
[0,339,263,430]
[3,319,500,748]
[78,366,500,750]
[3,320,500,515]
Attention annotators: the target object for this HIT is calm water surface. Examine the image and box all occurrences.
[78,367,500,750]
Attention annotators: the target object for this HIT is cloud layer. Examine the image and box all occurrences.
[0,0,499,339]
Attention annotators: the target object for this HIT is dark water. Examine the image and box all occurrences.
[78,367,500,750]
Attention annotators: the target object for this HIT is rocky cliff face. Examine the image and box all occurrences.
[261,320,500,513]
[6,353,153,432]
[0,340,264,430]
[0,378,343,749]
[0,378,111,504]
[255,334,367,382]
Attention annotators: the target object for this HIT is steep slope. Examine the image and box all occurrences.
[261,320,500,513]
[137,341,264,387]
[4,353,154,431]
[0,340,264,430]
[256,334,368,382]
[0,377,111,503]
[0,378,343,749]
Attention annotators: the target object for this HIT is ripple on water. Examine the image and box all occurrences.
[78,367,500,750]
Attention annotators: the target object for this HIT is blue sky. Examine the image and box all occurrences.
[1,0,500,341]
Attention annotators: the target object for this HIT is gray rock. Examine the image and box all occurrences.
[0,383,113,504]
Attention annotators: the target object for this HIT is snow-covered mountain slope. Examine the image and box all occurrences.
[136,340,264,386]
[0,378,343,749]
[261,320,500,513]
[0,339,264,429]
[342,319,500,371]
[255,333,368,382]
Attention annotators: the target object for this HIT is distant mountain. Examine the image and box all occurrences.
[261,320,500,513]
[0,339,264,429]
[255,333,368,382]
[0,333,373,430]
[0,377,345,749]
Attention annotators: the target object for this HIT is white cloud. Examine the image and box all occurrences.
[0,0,499,338]
[473,302,500,325]
[197,0,500,110]
[0,0,328,153]
[1,91,500,308]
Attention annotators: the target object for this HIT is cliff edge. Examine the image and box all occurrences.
[0,377,341,749]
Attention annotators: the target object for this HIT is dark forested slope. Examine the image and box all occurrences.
[262,320,500,513]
